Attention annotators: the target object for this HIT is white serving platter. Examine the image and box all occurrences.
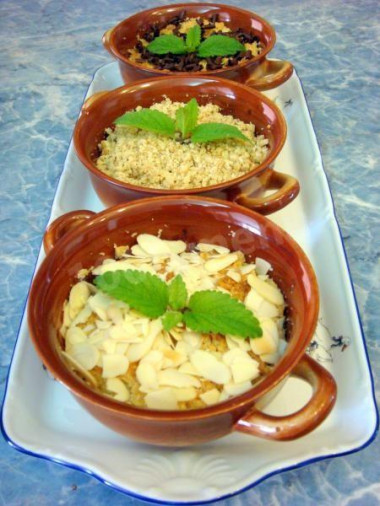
[1,62,378,504]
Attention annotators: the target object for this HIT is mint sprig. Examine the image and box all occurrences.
[183,291,262,339]
[94,270,262,339]
[175,98,199,139]
[94,270,168,318]
[146,27,245,58]
[114,109,175,137]
[114,99,250,144]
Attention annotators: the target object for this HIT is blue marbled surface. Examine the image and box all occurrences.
[1,0,379,504]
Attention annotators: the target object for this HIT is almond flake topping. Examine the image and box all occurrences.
[61,234,287,410]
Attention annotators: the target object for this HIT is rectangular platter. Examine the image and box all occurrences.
[1,62,378,504]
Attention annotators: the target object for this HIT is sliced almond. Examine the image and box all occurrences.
[178,361,201,376]
[69,282,91,315]
[162,349,187,368]
[255,257,272,276]
[244,289,264,313]
[141,350,164,369]
[71,305,92,326]
[130,244,150,257]
[158,368,201,388]
[197,243,230,254]
[226,335,250,351]
[61,351,97,387]
[223,381,252,397]
[250,318,279,355]
[126,320,163,362]
[102,339,117,355]
[223,348,260,383]
[137,234,171,255]
[115,343,129,355]
[62,301,71,328]
[66,326,87,346]
[247,274,284,306]
[136,361,159,390]
[106,378,129,402]
[240,264,256,275]
[88,293,112,321]
[68,342,99,371]
[231,358,259,383]
[107,305,124,325]
[257,300,282,318]
[164,239,186,254]
[172,387,197,402]
[204,253,238,273]
[102,354,129,378]
[190,350,231,385]
[200,389,220,406]
[182,331,201,349]
[145,388,178,410]
[96,320,112,330]
[226,269,241,282]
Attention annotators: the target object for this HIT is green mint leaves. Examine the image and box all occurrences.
[175,98,199,139]
[168,275,188,310]
[197,35,244,58]
[162,310,183,331]
[114,99,250,144]
[147,27,245,58]
[185,25,202,52]
[114,109,176,137]
[94,270,168,318]
[191,123,251,144]
[94,270,262,339]
[183,291,262,339]
[146,34,187,55]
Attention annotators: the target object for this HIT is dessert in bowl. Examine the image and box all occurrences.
[73,75,299,214]
[102,3,293,91]
[29,196,336,447]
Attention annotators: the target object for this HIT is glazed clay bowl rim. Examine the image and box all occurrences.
[73,75,287,196]
[28,195,319,422]
[104,2,277,78]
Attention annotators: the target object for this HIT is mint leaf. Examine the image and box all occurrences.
[183,290,262,339]
[147,34,187,55]
[115,109,176,137]
[168,274,188,310]
[197,35,245,57]
[94,270,168,318]
[162,310,183,331]
[191,123,251,144]
[185,25,201,52]
[175,98,199,139]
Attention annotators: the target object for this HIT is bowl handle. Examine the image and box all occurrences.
[244,58,293,91]
[233,169,300,215]
[102,28,114,56]
[43,211,96,255]
[234,354,337,440]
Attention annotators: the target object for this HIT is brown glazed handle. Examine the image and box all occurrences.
[234,354,337,441]
[245,58,294,91]
[102,28,114,56]
[234,169,300,215]
[43,211,96,254]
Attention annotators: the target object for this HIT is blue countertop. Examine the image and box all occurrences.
[1,0,379,504]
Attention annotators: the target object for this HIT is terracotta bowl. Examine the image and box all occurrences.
[73,75,299,215]
[29,197,336,447]
[103,3,293,91]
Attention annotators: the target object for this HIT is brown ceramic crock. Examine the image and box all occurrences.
[102,3,293,91]
[28,197,336,447]
[73,75,299,215]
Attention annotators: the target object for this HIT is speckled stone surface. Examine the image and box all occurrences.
[1,0,379,504]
